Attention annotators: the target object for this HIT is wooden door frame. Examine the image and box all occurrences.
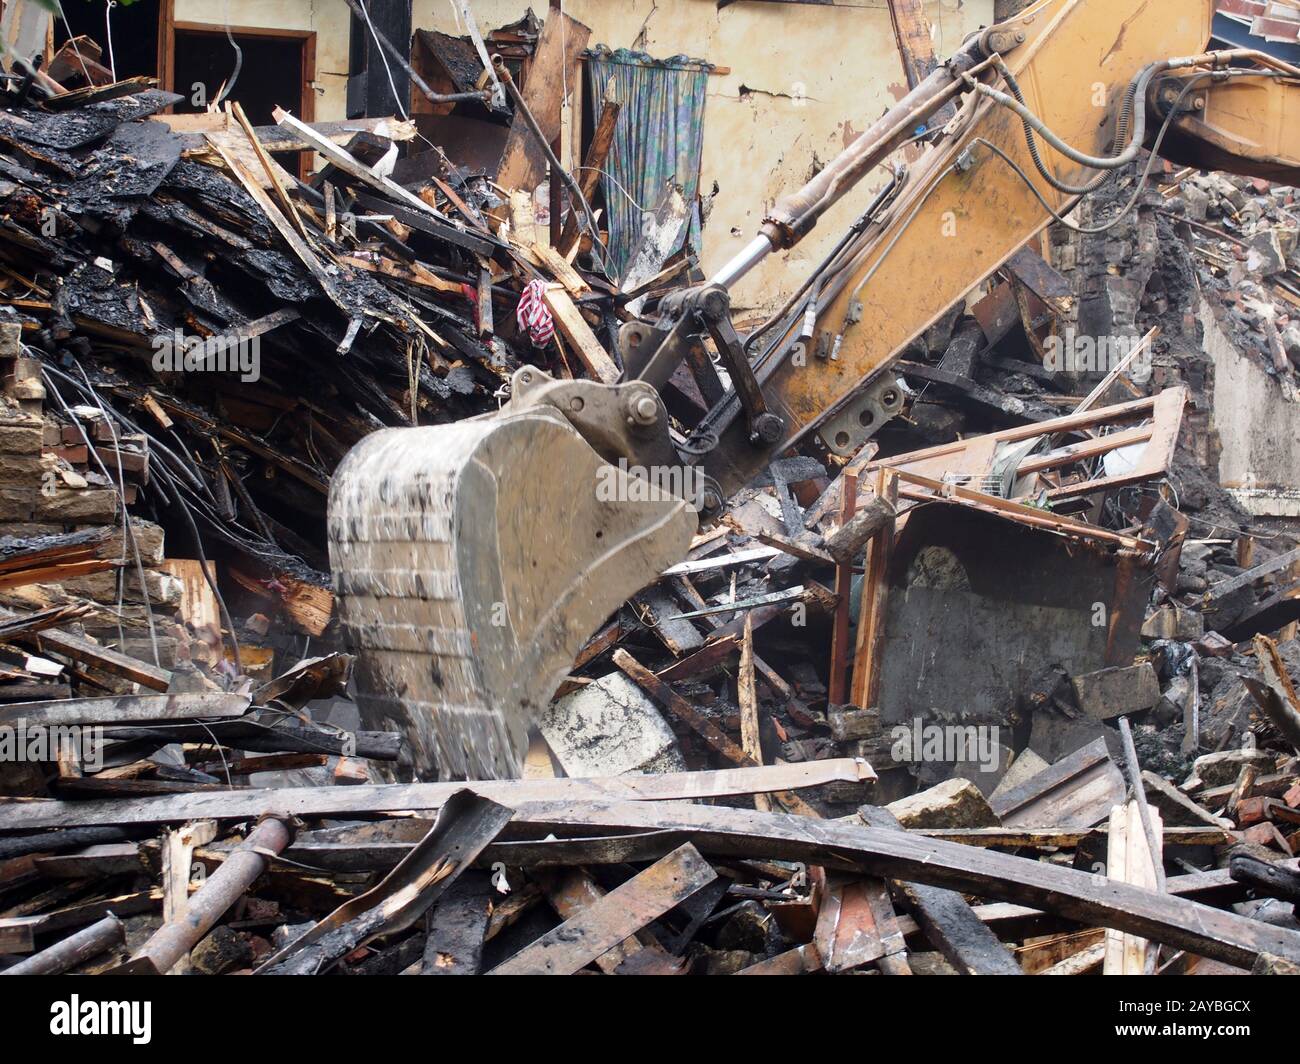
[156,3,316,126]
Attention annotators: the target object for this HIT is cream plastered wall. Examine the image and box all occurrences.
[174,0,994,315]
[171,0,351,124]
[411,0,992,315]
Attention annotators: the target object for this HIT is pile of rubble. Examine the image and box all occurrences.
[0,55,634,692]
[3,25,1300,975]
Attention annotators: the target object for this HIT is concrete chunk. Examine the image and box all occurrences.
[885,777,999,829]
[1185,748,1275,790]
[828,704,883,743]
[1247,229,1287,276]
[1070,663,1160,720]
[541,672,686,778]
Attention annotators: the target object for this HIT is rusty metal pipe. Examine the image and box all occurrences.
[132,816,291,974]
[2,914,125,976]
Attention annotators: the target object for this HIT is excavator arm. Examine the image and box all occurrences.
[664,0,1300,496]
[330,0,1300,780]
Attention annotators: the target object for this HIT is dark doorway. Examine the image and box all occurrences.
[52,0,160,81]
[171,29,307,126]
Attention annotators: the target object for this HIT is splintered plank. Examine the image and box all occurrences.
[0,604,92,639]
[531,242,589,295]
[339,253,464,294]
[1041,940,1106,975]
[813,876,889,972]
[849,470,897,707]
[736,943,825,975]
[0,560,116,590]
[655,636,739,683]
[738,614,771,814]
[2,620,171,690]
[0,529,112,575]
[1104,800,1162,975]
[534,866,682,974]
[828,470,858,705]
[488,844,716,975]
[862,878,911,974]
[0,693,249,728]
[495,11,591,194]
[541,286,620,383]
[158,560,219,634]
[558,95,621,255]
[230,101,306,237]
[160,820,217,974]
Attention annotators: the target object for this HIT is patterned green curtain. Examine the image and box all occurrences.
[585,47,711,282]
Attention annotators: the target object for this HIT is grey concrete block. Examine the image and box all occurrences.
[1070,662,1161,720]
[541,672,685,778]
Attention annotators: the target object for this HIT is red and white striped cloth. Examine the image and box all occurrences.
[516,279,555,347]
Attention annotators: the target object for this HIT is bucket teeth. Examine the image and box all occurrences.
[328,412,697,780]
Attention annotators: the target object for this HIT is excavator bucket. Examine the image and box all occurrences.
[327,409,697,780]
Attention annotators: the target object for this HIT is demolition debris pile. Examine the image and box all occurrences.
[0,69,632,681]
[2,31,1300,973]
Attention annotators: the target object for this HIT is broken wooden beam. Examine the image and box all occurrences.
[0,760,873,831]
[0,692,249,728]
[488,843,716,975]
[3,613,173,691]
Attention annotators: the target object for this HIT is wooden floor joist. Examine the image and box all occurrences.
[0,760,871,831]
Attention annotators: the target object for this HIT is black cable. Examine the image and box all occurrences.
[150,460,243,676]
[999,59,1132,197]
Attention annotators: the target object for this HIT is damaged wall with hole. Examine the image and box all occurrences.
[1049,168,1300,521]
